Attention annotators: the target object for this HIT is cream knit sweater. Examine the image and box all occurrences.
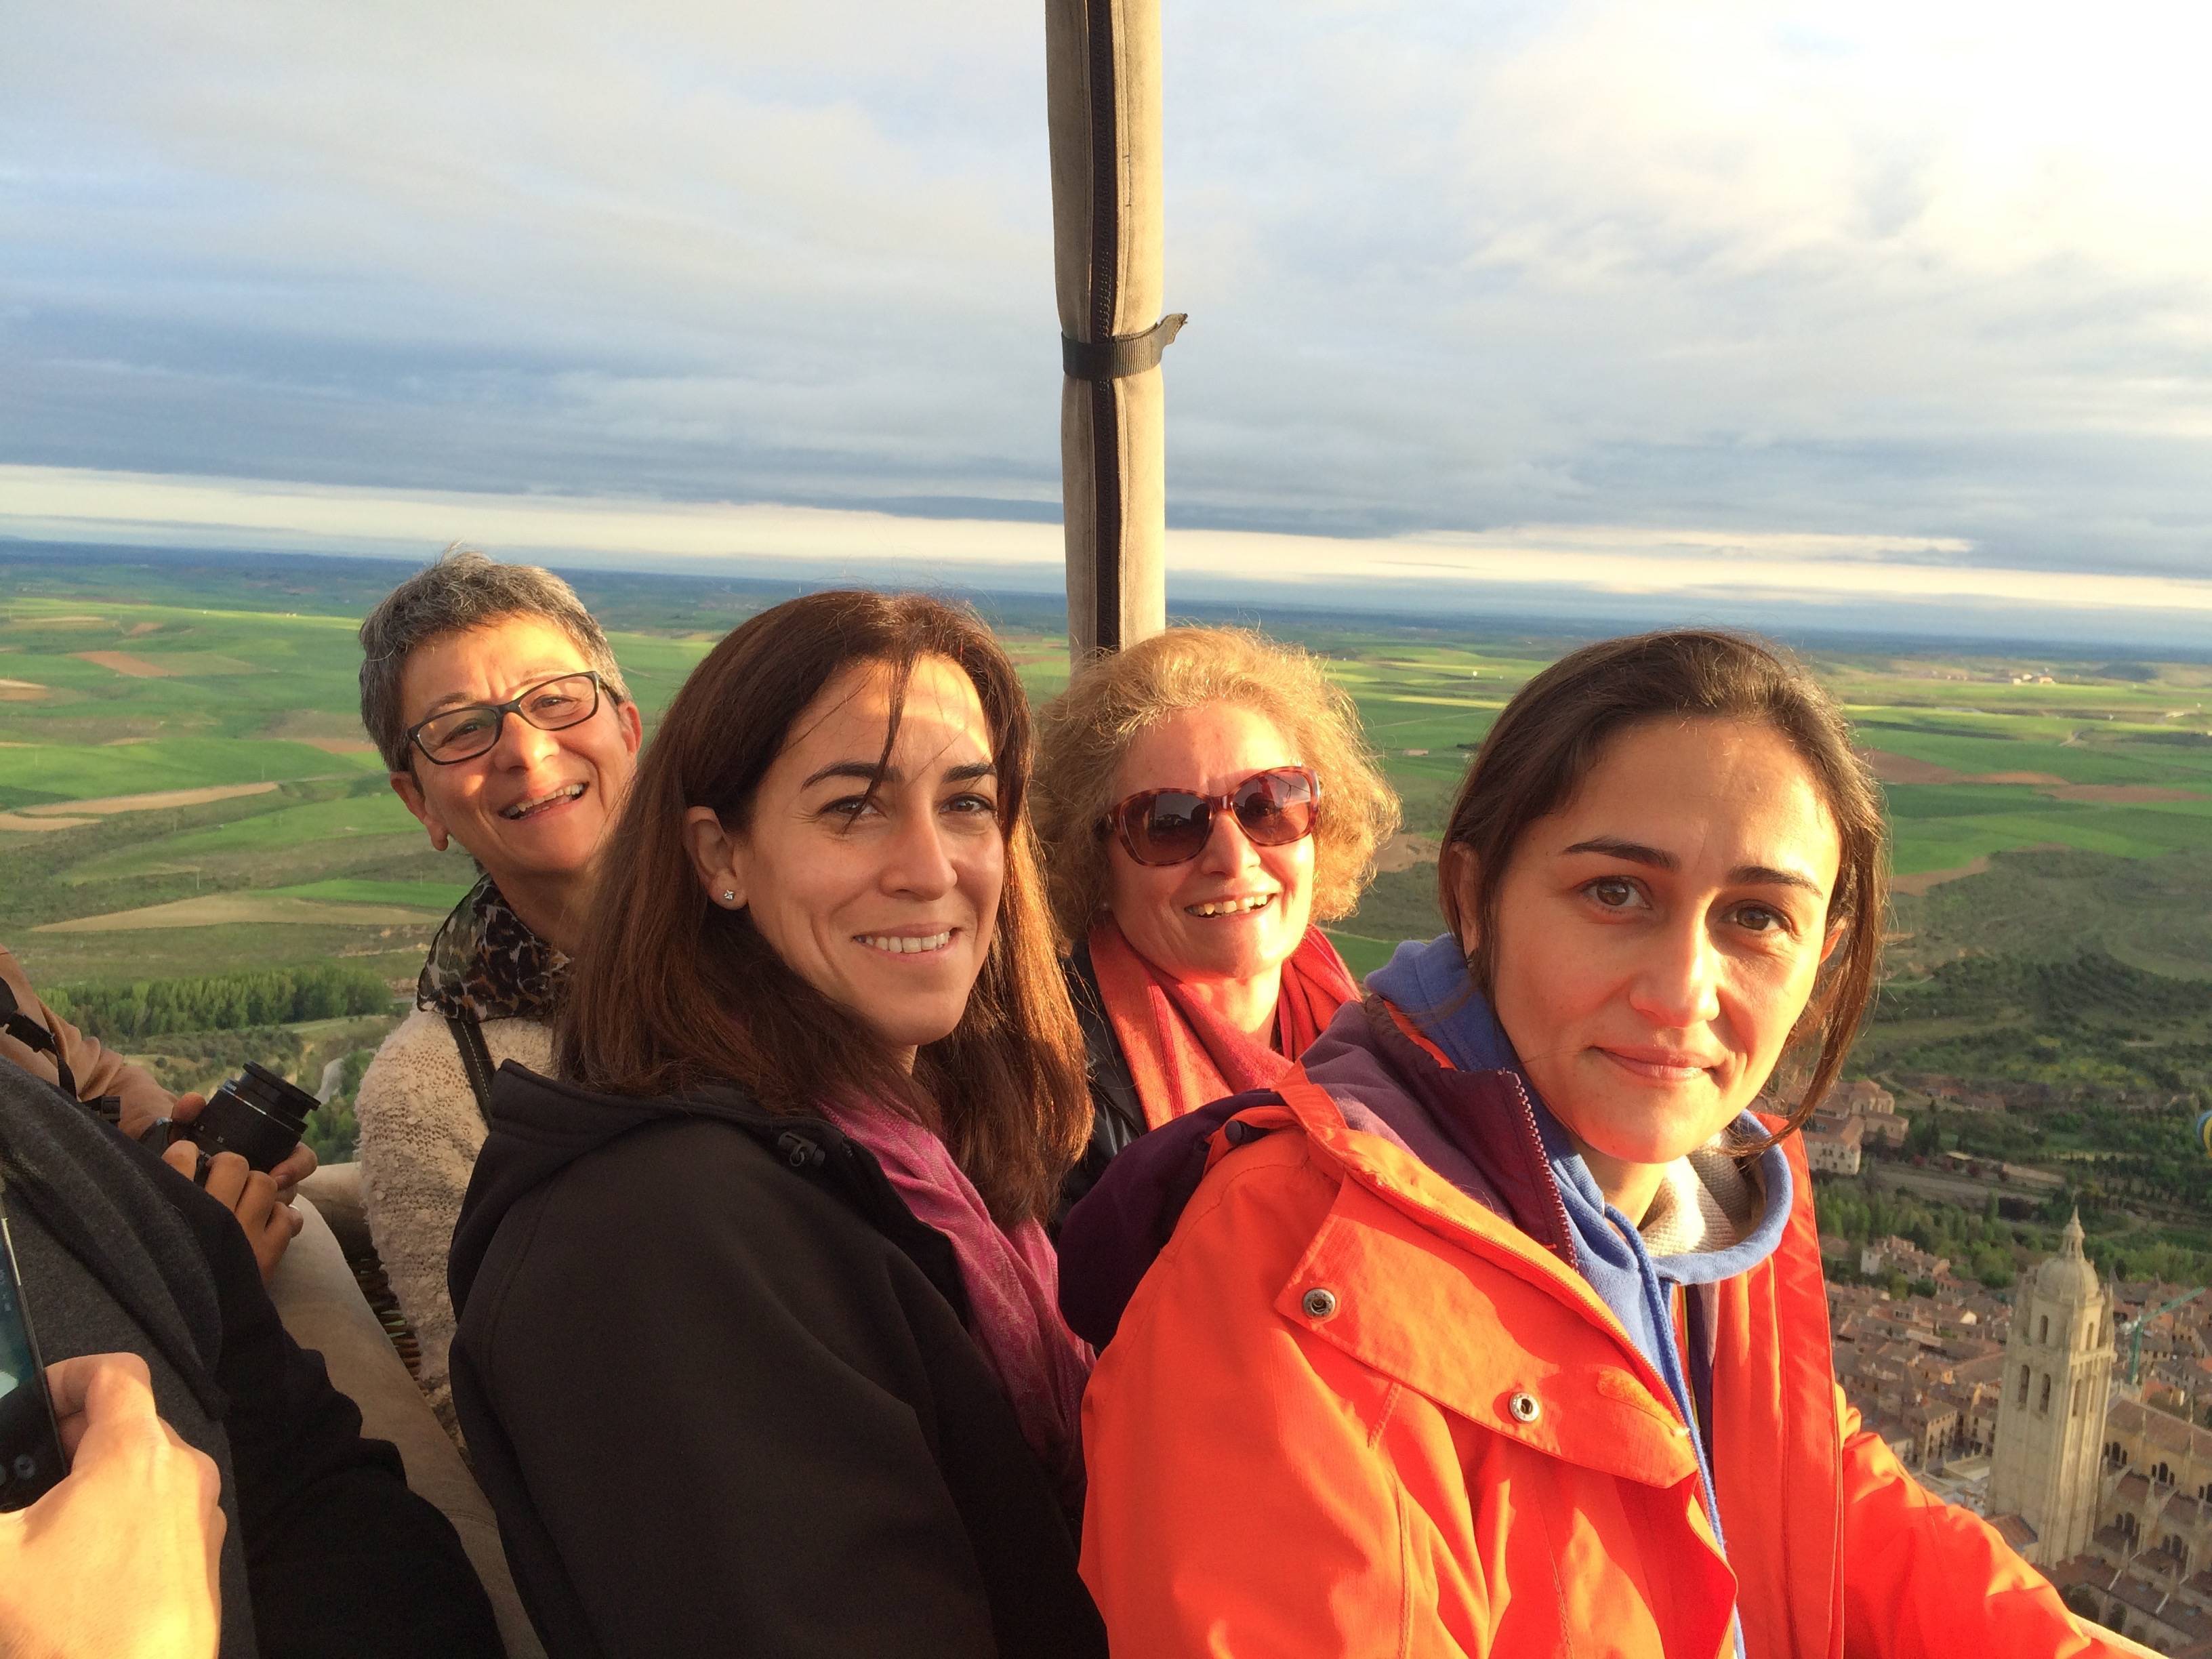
[356,1008,556,1436]
[1638,1137,1764,1258]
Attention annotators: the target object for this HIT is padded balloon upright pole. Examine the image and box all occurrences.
[1046,0,1182,661]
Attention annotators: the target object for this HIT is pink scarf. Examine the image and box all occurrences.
[817,1097,1092,1504]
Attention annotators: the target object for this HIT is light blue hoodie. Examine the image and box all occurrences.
[1370,937,1795,1654]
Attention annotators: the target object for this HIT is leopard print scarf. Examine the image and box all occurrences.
[417,874,568,1023]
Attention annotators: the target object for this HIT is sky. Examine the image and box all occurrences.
[5,0,2211,644]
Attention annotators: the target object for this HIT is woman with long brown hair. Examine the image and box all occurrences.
[446,591,1105,1658]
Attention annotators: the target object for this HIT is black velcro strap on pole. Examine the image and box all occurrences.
[1062,312,1187,381]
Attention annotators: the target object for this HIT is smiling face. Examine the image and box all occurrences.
[1460,716,1843,1198]
[684,655,1005,1067]
[390,615,642,899]
[1103,703,1315,988]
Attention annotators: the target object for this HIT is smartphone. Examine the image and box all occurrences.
[0,1187,66,1512]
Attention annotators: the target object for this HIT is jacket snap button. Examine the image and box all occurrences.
[1508,1391,1542,1425]
[1300,1287,1339,1320]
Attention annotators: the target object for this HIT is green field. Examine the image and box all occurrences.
[62,791,426,879]
[7,544,2211,1106]
[0,735,383,808]
[0,568,1088,989]
[5,546,2204,1271]
[8,556,2210,987]
[270,878,474,911]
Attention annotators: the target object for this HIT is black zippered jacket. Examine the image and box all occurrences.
[1053,943,1144,1228]
[448,1063,1107,1659]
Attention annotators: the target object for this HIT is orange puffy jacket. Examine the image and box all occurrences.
[1072,996,2128,1658]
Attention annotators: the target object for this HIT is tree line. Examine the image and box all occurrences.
[48,964,395,1041]
[1882,949,2205,1025]
[1815,1172,2212,1290]
[1814,1179,2030,1290]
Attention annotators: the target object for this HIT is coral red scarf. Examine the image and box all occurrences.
[1086,916,1358,1130]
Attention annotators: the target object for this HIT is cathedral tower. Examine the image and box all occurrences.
[1988,1211,2114,1564]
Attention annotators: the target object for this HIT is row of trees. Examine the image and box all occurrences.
[1866,1022,2209,1094]
[1884,949,2207,1024]
[302,1047,373,1164]
[1814,1170,2212,1290]
[48,964,394,1041]
[1898,1099,2212,1216]
[131,1027,371,1163]
[1864,946,2211,1098]
[1814,1179,2028,1288]
[138,1028,308,1099]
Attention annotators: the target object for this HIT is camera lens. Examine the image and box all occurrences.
[190,1063,316,1174]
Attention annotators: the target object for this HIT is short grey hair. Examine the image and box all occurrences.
[359,547,631,773]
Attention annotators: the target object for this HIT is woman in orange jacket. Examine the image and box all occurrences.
[1062,629,2129,1658]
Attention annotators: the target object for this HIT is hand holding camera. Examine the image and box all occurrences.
[162,1141,304,1283]
[139,1063,318,1179]
[139,1065,320,1282]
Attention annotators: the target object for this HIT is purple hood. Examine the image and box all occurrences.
[1056,987,1576,1349]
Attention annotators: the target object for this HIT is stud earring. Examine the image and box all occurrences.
[720,889,737,905]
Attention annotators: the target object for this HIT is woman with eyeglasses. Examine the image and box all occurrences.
[352,549,642,1440]
[1031,628,1399,1218]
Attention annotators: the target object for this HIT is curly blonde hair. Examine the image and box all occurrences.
[1033,627,1401,948]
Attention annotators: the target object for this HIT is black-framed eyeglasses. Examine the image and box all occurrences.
[1101,766,1322,867]
[406,671,607,766]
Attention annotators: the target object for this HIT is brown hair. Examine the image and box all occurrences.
[1031,626,1401,947]
[1439,629,1887,1141]
[558,590,1091,1226]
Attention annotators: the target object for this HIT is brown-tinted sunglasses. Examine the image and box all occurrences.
[1102,766,1321,867]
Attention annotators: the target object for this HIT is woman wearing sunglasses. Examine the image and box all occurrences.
[1064,631,2121,1658]
[353,550,642,1443]
[1032,628,1399,1216]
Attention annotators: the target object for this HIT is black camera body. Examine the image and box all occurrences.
[141,1062,314,1176]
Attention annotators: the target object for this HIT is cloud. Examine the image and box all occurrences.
[3,0,2211,598]
[1155,2,2212,567]
[9,465,2211,653]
